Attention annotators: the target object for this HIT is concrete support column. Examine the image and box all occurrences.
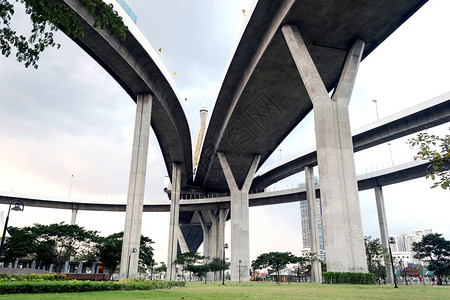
[218,152,260,281]
[217,209,229,259]
[374,186,393,284]
[282,24,367,273]
[63,261,69,273]
[208,210,219,259]
[198,211,211,258]
[305,166,322,283]
[119,93,153,279]
[198,211,213,281]
[167,162,182,281]
[77,262,83,274]
[217,208,229,281]
[71,207,77,225]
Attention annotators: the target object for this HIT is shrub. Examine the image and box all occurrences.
[323,272,375,284]
[0,279,185,294]
[0,274,66,282]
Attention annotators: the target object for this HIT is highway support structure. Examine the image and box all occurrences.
[166,163,183,281]
[119,94,152,279]
[282,24,368,273]
[305,166,322,283]
[197,209,229,281]
[374,186,394,284]
[218,152,261,282]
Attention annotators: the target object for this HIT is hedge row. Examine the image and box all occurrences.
[323,272,375,284]
[0,274,66,282]
[0,280,185,294]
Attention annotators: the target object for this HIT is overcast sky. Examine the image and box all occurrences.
[0,0,449,265]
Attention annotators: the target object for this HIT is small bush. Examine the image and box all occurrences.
[323,272,375,284]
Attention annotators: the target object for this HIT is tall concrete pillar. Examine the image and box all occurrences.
[167,162,182,281]
[63,261,69,273]
[305,166,322,283]
[71,203,78,225]
[208,210,219,260]
[218,152,260,281]
[282,24,367,273]
[119,93,153,279]
[374,186,393,284]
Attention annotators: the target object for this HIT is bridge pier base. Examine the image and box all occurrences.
[305,166,322,283]
[218,152,260,282]
[283,24,368,273]
[119,94,152,279]
[374,186,394,284]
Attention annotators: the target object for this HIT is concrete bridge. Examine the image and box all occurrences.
[6,0,436,281]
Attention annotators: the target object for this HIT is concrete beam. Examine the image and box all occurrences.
[119,93,152,279]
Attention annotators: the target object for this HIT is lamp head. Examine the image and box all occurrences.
[224,243,228,249]
[11,201,24,212]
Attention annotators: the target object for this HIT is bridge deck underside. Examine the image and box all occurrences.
[195,0,427,192]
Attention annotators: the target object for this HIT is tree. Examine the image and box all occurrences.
[251,252,298,283]
[295,253,318,281]
[412,233,450,285]
[138,235,155,271]
[3,223,99,272]
[96,231,154,275]
[32,223,99,273]
[364,236,387,279]
[407,132,450,189]
[154,261,167,279]
[0,0,128,68]
[208,257,230,280]
[96,232,122,274]
[173,251,204,281]
[154,262,167,273]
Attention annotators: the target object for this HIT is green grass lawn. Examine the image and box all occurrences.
[1,281,449,299]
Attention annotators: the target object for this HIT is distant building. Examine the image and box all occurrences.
[299,178,325,260]
[390,229,432,266]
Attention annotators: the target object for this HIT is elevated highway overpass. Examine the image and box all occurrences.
[253,91,450,190]
[1,159,445,213]
[8,0,433,280]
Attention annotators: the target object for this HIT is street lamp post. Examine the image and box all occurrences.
[388,237,398,288]
[127,247,137,279]
[0,200,24,263]
[239,259,241,283]
[204,256,209,284]
[222,243,228,285]
[372,99,379,120]
[387,143,394,166]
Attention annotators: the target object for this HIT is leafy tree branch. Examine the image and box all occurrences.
[0,0,128,68]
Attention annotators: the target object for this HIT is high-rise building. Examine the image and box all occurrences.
[390,229,433,265]
[300,195,325,260]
